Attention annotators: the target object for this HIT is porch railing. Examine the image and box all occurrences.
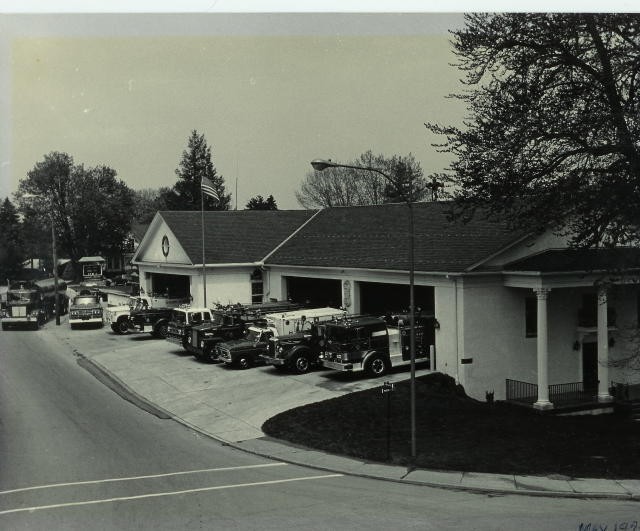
[549,381,593,404]
[505,379,537,404]
[506,379,597,405]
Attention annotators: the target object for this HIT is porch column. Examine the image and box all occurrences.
[534,288,553,410]
[597,286,613,402]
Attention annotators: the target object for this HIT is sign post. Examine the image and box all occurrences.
[381,380,395,461]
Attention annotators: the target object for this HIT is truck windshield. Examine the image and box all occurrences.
[74,296,97,305]
[245,328,264,342]
[8,291,37,303]
[209,313,227,325]
[133,299,149,310]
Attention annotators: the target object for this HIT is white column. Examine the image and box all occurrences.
[597,286,613,402]
[534,288,553,410]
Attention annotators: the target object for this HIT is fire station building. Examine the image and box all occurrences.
[132,203,640,407]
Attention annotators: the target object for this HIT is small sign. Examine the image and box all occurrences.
[381,381,394,394]
[461,357,473,365]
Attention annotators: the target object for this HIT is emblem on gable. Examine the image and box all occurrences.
[161,235,170,257]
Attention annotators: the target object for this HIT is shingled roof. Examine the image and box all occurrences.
[159,210,317,265]
[264,202,525,273]
[505,248,640,273]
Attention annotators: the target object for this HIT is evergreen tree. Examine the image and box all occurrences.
[0,197,25,281]
[169,130,231,211]
[245,194,278,210]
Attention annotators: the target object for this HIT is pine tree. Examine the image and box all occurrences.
[170,130,231,211]
[0,197,25,281]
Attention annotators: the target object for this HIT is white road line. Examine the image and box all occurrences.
[0,474,344,515]
[0,463,287,495]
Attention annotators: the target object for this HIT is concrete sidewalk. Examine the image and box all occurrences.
[51,318,640,501]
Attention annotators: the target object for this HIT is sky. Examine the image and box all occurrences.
[0,2,635,210]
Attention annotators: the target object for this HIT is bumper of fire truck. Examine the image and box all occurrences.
[133,323,154,333]
[260,355,285,366]
[319,359,359,372]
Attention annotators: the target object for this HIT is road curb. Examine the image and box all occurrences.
[75,351,172,420]
[77,351,639,502]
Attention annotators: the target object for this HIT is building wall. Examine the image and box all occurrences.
[455,280,640,401]
[192,267,256,308]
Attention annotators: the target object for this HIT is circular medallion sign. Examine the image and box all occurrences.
[161,235,170,257]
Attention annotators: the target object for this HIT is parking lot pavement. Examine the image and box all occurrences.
[49,317,434,443]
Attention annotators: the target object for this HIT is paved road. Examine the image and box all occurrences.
[0,324,638,530]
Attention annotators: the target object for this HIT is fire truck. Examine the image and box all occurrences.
[215,307,343,369]
[261,309,348,374]
[318,313,436,377]
[187,301,304,362]
[1,278,68,330]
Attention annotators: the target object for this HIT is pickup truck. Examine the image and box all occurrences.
[165,306,214,349]
[69,293,104,329]
[215,323,274,369]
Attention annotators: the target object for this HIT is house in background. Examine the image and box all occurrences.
[105,222,149,275]
[132,204,640,409]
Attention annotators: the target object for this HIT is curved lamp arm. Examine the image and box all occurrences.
[310,159,412,205]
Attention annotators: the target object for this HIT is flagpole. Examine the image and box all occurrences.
[201,186,207,307]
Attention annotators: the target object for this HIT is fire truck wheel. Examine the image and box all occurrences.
[154,322,168,339]
[292,354,311,374]
[115,319,130,335]
[236,356,252,370]
[365,354,389,377]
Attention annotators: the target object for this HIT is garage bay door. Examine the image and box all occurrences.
[150,273,190,299]
[285,277,342,308]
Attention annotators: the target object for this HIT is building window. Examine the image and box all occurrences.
[525,296,537,338]
[250,269,263,304]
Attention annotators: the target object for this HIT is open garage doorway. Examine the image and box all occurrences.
[359,281,434,317]
[285,277,341,308]
[150,273,190,299]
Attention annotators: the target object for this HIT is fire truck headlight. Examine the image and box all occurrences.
[200,341,204,348]
[277,346,284,354]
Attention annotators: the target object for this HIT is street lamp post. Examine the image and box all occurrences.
[310,158,417,463]
[23,193,60,325]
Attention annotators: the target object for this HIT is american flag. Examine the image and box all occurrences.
[201,176,219,200]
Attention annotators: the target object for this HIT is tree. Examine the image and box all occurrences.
[169,130,231,211]
[132,187,174,223]
[245,194,278,210]
[0,197,25,281]
[296,151,428,208]
[426,13,640,248]
[16,152,135,278]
